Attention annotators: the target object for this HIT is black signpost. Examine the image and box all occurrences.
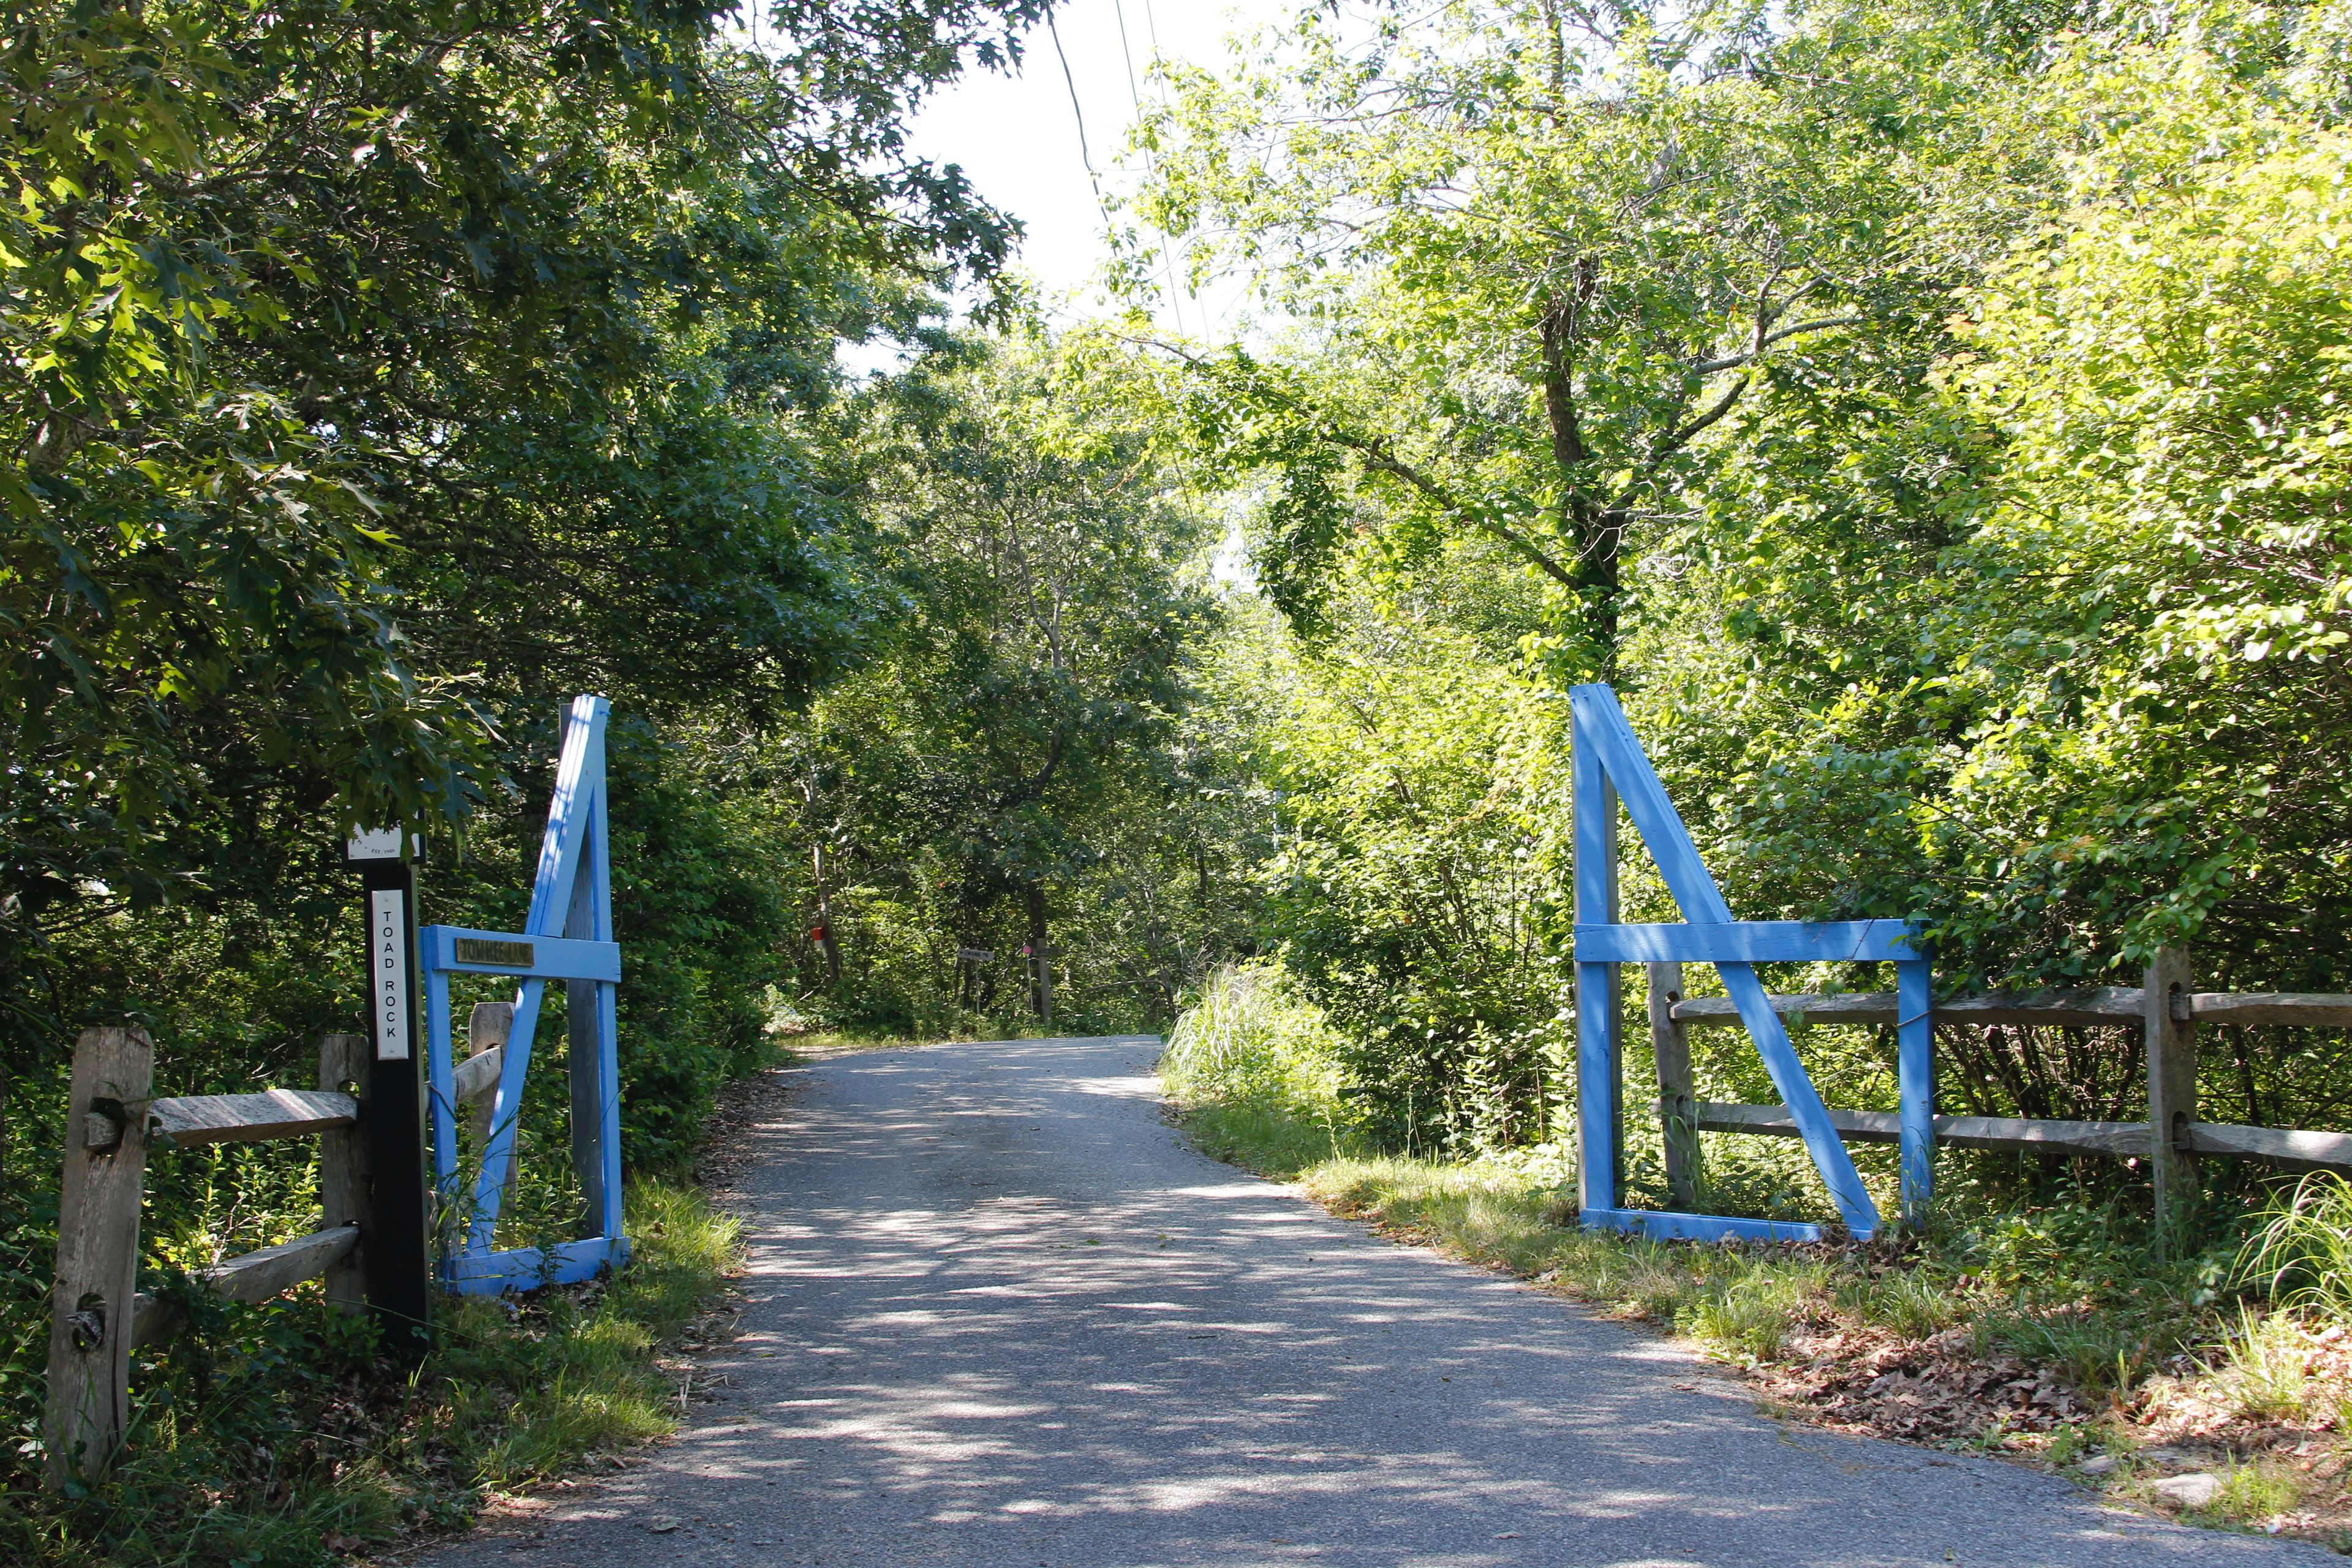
[345,828,432,1364]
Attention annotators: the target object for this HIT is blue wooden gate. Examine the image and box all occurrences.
[1571,683,1931,1242]
[421,695,629,1292]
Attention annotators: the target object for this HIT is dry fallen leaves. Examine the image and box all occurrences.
[1749,1325,2082,1442]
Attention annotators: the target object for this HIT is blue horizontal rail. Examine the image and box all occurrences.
[1582,1207,1828,1244]
[441,1236,631,1295]
[420,925,622,982]
[1572,919,1919,965]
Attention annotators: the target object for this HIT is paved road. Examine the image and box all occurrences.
[426,1037,2331,1567]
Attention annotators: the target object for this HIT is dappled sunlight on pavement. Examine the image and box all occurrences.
[419,1037,2330,1567]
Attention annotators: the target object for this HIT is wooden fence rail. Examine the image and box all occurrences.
[1671,1101,2352,1170]
[1668,988,2352,1030]
[46,1008,510,1485]
[1645,956,2352,1220]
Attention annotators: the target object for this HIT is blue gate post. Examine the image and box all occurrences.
[562,741,624,1250]
[1898,954,1935,1223]
[1574,720,1619,1216]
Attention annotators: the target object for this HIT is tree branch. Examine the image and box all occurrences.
[1131,333,1585,595]
[1687,315,1865,376]
[1605,373,1751,515]
[1346,435,1583,594]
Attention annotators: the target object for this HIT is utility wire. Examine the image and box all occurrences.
[1111,0,1188,337]
[1140,0,1192,334]
[1047,14,1113,232]
[1113,0,1143,126]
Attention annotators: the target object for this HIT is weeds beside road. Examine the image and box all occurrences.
[1,1175,741,1568]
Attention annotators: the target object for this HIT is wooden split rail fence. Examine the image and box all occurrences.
[45,1005,513,1483]
[1641,949,2352,1223]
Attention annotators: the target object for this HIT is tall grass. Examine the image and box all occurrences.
[1162,962,1360,1166]
[2241,1172,2352,1319]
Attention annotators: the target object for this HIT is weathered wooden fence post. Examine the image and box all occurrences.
[464,1000,524,1225]
[45,1026,154,1486]
[2146,946,2199,1243]
[317,1033,371,1311]
[1646,961,1699,1210]
[1026,942,1060,1027]
[465,1002,514,1160]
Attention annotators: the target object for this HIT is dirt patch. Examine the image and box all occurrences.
[692,1059,813,1197]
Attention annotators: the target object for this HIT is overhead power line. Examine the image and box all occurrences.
[1046,14,1112,232]
[1112,0,1188,336]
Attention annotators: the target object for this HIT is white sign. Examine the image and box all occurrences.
[347,826,406,861]
[371,888,412,1061]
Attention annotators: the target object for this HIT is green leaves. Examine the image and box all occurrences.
[1242,586,1572,1152]
[1137,0,1991,669]
[1597,15,2352,992]
[0,0,1050,1073]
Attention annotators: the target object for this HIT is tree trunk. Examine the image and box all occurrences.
[812,843,842,989]
[1025,883,1052,1025]
[1538,267,1623,673]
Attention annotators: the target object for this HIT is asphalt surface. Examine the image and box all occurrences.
[422,1036,2335,1567]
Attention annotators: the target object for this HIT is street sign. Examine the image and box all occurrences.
[346,828,421,862]
[452,937,535,968]
[368,889,412,1061]
[345,828,431,1362]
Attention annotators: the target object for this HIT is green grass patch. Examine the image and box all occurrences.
[775,1025,1079,1062]
[778,1030,948,1057]
[1179,1099,1365,1174]
[2205,1461,2302,1525]
[1,1179,740,1567]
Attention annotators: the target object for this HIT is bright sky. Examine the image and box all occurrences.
[900,0,1298,334]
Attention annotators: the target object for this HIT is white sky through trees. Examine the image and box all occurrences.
[902,0,1297,332]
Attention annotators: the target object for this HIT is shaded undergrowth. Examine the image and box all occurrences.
[1,1180,739,1567]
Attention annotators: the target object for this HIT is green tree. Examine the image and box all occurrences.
[1601,16,2352,1131]
[1246,581,1573,1150]
[777,333,1248,1028]
[1,0,1043,1060]
[1136,0,2000,669]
